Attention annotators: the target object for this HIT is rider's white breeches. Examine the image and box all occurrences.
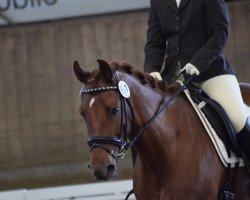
[200,74,250,132]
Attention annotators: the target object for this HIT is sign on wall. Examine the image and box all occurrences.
[0,0,150,26]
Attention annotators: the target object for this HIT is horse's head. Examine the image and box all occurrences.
[73,59,134,181]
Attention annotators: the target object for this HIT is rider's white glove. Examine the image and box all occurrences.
[149,72,162,80]
[180,63,200,76]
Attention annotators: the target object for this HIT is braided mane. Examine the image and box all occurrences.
[85,61,178,93]
[110,61,177,93]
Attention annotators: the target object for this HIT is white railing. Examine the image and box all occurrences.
[0,180,136,200]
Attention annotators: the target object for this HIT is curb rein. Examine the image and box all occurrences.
[80,71,192,161]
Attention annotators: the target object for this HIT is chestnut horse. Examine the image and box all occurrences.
[73,59,250,200]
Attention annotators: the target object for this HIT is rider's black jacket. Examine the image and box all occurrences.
[144,0,235,82]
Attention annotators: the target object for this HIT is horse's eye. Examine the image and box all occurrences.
[111,106,119,116]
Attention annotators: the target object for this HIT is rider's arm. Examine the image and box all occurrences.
[144,0,166,74]
[189,0,229,72]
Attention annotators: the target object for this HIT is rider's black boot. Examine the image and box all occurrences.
[237,117,250,168]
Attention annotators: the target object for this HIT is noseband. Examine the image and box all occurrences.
[80,71,134,160]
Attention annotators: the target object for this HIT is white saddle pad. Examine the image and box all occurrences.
[178,81,245,168]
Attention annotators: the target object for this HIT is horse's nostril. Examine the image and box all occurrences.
[88,164,91,170]
[106,164,115,174]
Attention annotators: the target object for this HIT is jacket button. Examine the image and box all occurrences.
[177,47,180,50]
[176,26,179,30]
[176,16,179,20]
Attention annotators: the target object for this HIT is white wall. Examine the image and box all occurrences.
[0,180,136,200]
[0,0,150,25]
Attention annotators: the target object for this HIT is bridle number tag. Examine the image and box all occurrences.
[118,81,130,98]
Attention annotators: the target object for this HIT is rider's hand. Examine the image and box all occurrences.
[149,72,162,80]
[180,63,200,76]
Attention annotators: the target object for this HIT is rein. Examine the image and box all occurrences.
[80,71,192,160]
[126,81,187,149]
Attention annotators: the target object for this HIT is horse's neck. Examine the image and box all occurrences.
[130,90,220,183]
[129,83,165,129]
[128,83,174,164]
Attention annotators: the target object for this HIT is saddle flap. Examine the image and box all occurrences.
[179,81,244,167]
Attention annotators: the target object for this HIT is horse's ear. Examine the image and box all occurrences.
[73,60,91,84]
[97,59,113,81]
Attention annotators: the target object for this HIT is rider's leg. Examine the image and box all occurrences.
[200,74,250,164]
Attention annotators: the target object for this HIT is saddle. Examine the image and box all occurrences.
[187,84,241,157]
[183,82,250,200]
[180,82,242,162]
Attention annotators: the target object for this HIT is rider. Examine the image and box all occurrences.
[144,0,250,166]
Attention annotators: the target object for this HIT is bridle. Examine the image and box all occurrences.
[80,71,135,161]
[80,70,191,161]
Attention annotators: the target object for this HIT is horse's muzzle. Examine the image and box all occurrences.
[89,163,116,181]
[88,148,117,181]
